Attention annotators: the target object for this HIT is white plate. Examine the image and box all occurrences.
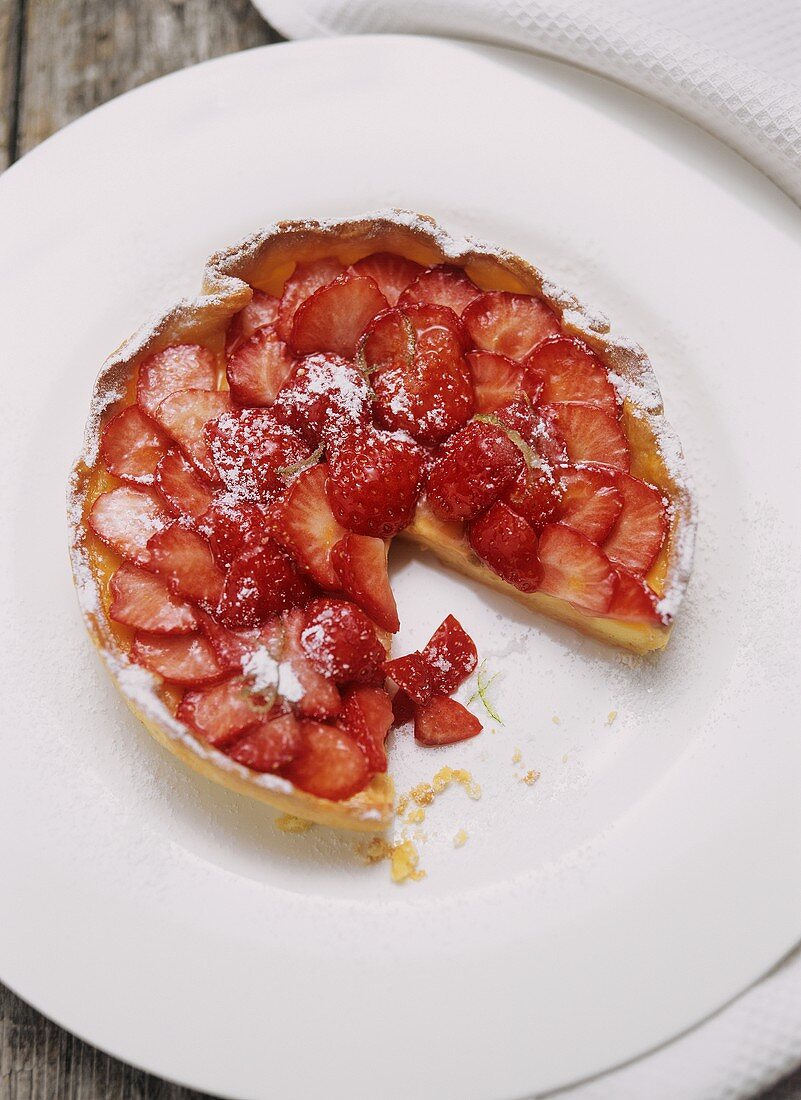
[1,36,800,1100]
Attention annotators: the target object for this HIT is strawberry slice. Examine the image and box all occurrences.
[205,408,312,501]
[545,403,630,471]
[403,302,469,350]
[145,522,225,610]
[468,502,542,592]
[502,465,562,530]
[426,420,523,522]
[391,689,415,726]
[331,533,400,633]
[383,652,435,706]
[326,427,424,537]
[494,401,568,466]
[463,292,560,360]
[350,253,424,306]
[602,474,668,575]
[270,464,347,589]
[398,264,482,315]
[218,539,317,629]
[271,353,372,446]
[225,290,281,355]
[226,325,296,407]
[556,465,623,543]
[198,615,265,675]
[538,523,617,613]
[154,451,214,521]
[414,697,483,746]
[178,676,266,747]
[152,389,234,481]
[289,273,387,358]
[198,495,271,566]
[337,685,393,774]
[421,615,478,695]
[282,608,342,719]
[87,486,166,565]
[526,336,618,413]
[300,598,385,683]
[131,632,226,686]
[283,720,370,800]
[109,562,198,634]
[137,344,216,418]
[606,569,665,624]
[467,352,524,413]
[100,405,168,484]
[227,713,303,772]
[276,258,345,343]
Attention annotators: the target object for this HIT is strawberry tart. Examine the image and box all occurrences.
[68,212,695,831]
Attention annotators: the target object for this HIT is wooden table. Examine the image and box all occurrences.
[1,2,799,1096]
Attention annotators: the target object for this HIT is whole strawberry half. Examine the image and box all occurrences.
[468,501,542,592]
[205,408,313,500]
[426,420,524,522]
[271,353,372,446]
[502,465,562,530]
[299,597,385,683]
[217,539,317,629]
[326,426,424,537]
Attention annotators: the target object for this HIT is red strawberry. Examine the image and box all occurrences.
[226,325,296,407]
[350,252,424,306]
[337,685,393,774]
[271,354,372,446]
[289,273,387,358]
[276,258,344,343]
[603,474,667,575]
[198,495,271,566]
[331,533,400,634]
[326,427,423,537]
[198,615,266,675]
[137,344,217,419]
[87,486,166,565]
[421,615,478,695]
[282,608,342,719]
[545,403,630,471]
[283,720,370,801]
[537,523,617,613]
[606,569,665,624]
[225,290,280,355]
[109,562,198,634]
[152,389,234,481]
[218,539,317,629]
[145,522,225,610]
[300,598,385,683]
[178,676,266,747]
[556,465,623,543]
[502,465,562,529]
[526,336,618,413]
[154,451,214,521]
[270,464,347,589]
[426,420,523,522]
[463,292,560,360]
[467,352,524,413]
[131,632,226,687]
[227,713,303,772]
[398,264,482,315]
[468,502,542,592]
[392,689,415,726]
[383,651,435,706]
[414,697,483,746]
[100,405,168,484]
[494,401,568,466]
[205,408,312,500]
[403,302,469,350]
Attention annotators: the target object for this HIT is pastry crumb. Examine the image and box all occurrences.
[275,814,314,834]
[606,709,618,726]
[552,715,561,725]
[522,769,540,786]
[453,829,468,848]
[406,807,425,825]
[511,747,522,764]
[397,766,481,819]
[357,837,425,882]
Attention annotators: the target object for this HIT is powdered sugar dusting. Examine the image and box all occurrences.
[242,647,279,695]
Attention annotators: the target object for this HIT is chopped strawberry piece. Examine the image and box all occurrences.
[526,336,618,413]
[282,608,342,719]
[502,465,562,530]
[350,252,424,306]
[337,685,393,774]
[468,502,542,592]
[421,615,478,695]
[383,652,435,706]
[467,352,524,413]
[205,408,312,500]
[270,464,347,589]
[426,420,523,522]
[331,533,400,633]
[398,264,482,315]
[218,539,316,629]
[131,631,225,686]
[225,290,281,355]
[154,451,214,521]
[109,562,198,634]
[538,523,617,613]
[198,495,271,566]
[602,473,668,575]
[145,522,225,610]
[100,405,168,484]
[463,292,560,360]
[494,400,568,466]
[283,720,370,801]
[556,465,623,543]
[300,598,385,683]
[606,569,665,624]
[545,403,630,471]
[87,486,166,565]
[391,689,415,726]
[271,353,372,446]
[289,273,388,359]
[414,697,483,746]
[226,325,296,407]
[326,427,424,537]
[137,344,217,419]
[276,258,345,343]
[152,389,234,481]
[178,676,266,747]
[403,302,469,350]
[227,713,304,773]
